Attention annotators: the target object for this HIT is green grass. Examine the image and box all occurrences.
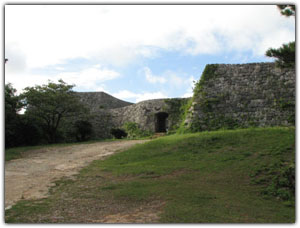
[5,127,295,223]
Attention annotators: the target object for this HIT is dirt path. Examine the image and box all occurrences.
[5,140,148,209]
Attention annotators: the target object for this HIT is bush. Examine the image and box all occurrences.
[122,122,152,139]
[110,128,127,139]
[123,122,142,139]
[18,115,46,146]
[73,120,93,142]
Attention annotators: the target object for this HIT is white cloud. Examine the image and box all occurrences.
[113,90,168,103]
[5,65,120,93]
[143,67,196,89]
[4,5,295,99]
[112,90,138,99]
[182,76,196,98]
[166,71,189,87]
[5,43,27,74]
[182,92,193,98]
[113,69,196,102]
[144,67,167,84]
[5,5,295,69]
[55,66,65,71]
[135,92,168,102]
[56,65,120,91]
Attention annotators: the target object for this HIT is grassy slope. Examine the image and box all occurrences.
[5,127,295,223]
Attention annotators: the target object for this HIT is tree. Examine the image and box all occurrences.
[5,84,23,147]
[265,41,295,68]
[5,83,22,116]
[278,5,295,17]
[265,5,295,68]
[73,120,93,142]
[21,80,87,143]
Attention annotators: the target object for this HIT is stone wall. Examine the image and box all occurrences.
[74,91,189,138]
[184,62,295,131]
[76,92,132,112]
[110,98,189,133]
[74,92,132,138]
[73,62,294,138]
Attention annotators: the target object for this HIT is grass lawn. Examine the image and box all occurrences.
[5,127,295,223]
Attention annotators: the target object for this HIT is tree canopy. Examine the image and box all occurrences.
[21,80,87,143]
[5,84,23,147]
[265,5,295,68]
[265,41,295,68]
[278,5,295,17]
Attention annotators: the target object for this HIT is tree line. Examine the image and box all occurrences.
[5,80,93,148]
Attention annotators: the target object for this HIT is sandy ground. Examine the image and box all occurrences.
[5,140,148,210]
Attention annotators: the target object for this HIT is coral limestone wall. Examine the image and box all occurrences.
[184,62,295,131]
[110,98,190,133]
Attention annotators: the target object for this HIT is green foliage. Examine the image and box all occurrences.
[110,128,127,139]
[21,80,87,143]
[122,122,152,139]
[193,64,218,98]
[5,84,23,148]
[274,98,295,111]
[250,148,295,203]
[73,120,93,142]
[5,84,44,148]
[177,65,219,133]
[5,83,22,113]
[177,65,220,133]
[18,114,46,145]
[273,98,295,125]
[265,41,295,68]
[277,5,295,17]
[176,98,193,134]
[265,6,295,68]
[164,98,191,132]
[190,114,239,132]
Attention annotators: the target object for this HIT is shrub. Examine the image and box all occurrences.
[110,128,127,139]
[73,120,93,142]
[122,122,152,139]
[123,122,142,139]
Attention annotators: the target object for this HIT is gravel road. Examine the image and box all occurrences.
[5,140,148,209]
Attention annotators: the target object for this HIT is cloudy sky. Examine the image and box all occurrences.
[5,4,295,103]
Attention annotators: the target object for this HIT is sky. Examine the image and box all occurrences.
[5,4,295,103]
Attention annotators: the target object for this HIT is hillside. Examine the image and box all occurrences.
[5,127,295,223]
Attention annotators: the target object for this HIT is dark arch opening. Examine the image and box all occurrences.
[155,112,169,133]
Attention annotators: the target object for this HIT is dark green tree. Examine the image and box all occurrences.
[278,5,295,17]
[5,84,23,147]
[265,41,295,68]
[74,120,93,142]
[21,80,87,143]
[265,5,295,68]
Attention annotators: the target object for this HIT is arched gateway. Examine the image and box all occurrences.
[155,112,168,132]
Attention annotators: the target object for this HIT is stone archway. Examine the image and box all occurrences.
[155,112,169,133]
